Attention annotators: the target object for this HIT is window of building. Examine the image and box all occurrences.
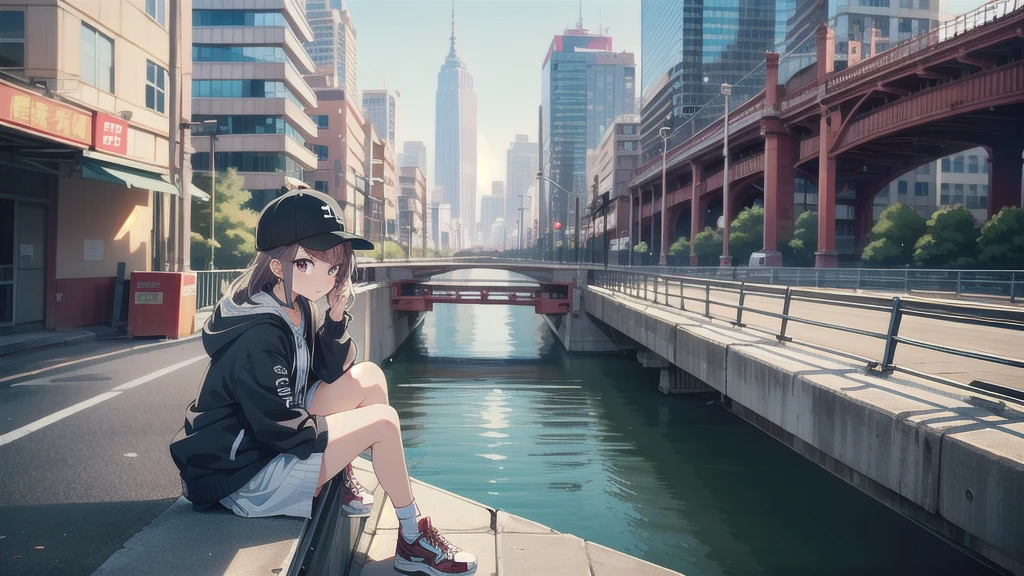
[617,141,635,151]
[914,182,929,197]
[859,0,890,6]
[979,185,988,208]
[312,114,329,129]
[918,0,930,9]
[145,60,166,113]
[916,163,931,175]
[192,45,288,64]
[952,155,964,173]
[966,184,979,208]
[897,180,908,196]
[192,80,302,108]
[191,114,306,146]
[953,183,964,204]
[146,0,166,27]
[940,183,950,204]
[899,0,913,7]
[192,10,285,27]
[941,158,951,172]
[0,11,25,69]
[981,159,988,174]
[314,181,328,193]
[898,18,912,33]
[312,144,329,161]
[191,151,303,179]
[81,24,115,93]
[967,155,979,173]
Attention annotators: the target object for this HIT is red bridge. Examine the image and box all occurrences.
[627,1,1024,267]
[390,279,573,314]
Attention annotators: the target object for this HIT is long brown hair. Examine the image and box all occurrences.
[227,241,357,310]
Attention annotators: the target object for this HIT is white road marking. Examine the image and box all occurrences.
[0,355,206,447]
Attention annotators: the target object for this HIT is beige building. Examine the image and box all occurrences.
[191,0,318,209]
[0,0,195,329]
[398,166,426,255]
[588,114,640,264]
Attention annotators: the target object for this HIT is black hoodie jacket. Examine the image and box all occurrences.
[169,290,357,506]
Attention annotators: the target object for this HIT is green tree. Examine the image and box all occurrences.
[977,206,1024,269]
[861,203,927,266]
[787,210,818,266]
[913,205,979,268]
[669,236,690,257]
[633,241,648,254]
[692,227,723,266]
[727,206,764,266]
[191,168,260,270]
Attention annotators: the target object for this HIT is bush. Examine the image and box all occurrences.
[787,210,817,267]
[977,206,1024,269]
[668,236,690,257]
[727,206,763,266]
[633,241,648,254]
[692,227,723,266]
[913,205,979,268]
[862,203,927,266]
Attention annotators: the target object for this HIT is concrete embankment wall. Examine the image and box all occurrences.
[583,286,1024,576]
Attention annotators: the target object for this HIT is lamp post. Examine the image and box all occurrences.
[184,120,218,269]
[720,82,733,267]
[659,126,671,265]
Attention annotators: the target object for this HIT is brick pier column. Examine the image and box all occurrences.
[689,163,704,266]
[761,52,796,267]
[987,145,1024,218]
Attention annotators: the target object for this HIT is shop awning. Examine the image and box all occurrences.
[190,183,211,201]
[81,158,179,196]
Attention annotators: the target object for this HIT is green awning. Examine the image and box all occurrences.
[190,183,210,201]
[81,159,179,196]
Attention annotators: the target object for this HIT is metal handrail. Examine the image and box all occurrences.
[591,269,1024,404]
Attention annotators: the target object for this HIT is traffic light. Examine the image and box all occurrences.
[554,221,562,231]
[592,175,599,201]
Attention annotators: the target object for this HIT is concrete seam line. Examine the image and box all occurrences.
[0,355,206,447]
[0,333,202,385]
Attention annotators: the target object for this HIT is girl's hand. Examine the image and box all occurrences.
[327,281,349,322]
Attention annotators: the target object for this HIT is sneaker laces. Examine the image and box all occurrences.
[422,523,459,560]
[344,464,369,495]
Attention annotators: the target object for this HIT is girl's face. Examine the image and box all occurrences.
[283,247,344,302]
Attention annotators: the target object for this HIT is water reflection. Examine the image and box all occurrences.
[384,270,995,576]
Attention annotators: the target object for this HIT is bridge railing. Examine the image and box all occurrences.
[590,269,1024,404]
[602,265,1021,303]
[196,269,246,311]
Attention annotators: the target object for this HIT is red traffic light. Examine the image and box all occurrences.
[554,221,562,231]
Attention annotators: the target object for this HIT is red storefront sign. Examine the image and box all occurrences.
[0,82,93,147]
[93,112,128,155]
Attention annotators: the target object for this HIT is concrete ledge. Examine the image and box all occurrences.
[0,330,96,357]
[675,325,765,394]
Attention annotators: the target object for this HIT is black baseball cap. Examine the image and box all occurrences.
[256,189,374,252]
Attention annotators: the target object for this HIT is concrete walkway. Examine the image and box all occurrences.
[92,457,683,576]
[0,326,107,357]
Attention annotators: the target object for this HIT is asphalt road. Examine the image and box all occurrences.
[0,340,208,576]
[624,278,1024,393]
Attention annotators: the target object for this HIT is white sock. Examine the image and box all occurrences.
[395,501,419,541]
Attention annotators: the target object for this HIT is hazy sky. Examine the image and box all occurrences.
[345,0,992,203]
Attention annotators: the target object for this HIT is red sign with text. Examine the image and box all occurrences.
[0,82,93,147]
[93,112,128,155]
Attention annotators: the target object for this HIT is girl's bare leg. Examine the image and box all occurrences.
[308,361,412,507]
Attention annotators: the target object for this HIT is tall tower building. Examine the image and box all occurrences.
[505,135,538,245]
[304,1,358,99]
[363,89,399,150]
[434,2,477,248]
[542,18,634,254]
[192,0,319,209]
[402,141,428,185]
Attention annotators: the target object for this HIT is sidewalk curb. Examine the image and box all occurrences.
[0,331,96,358]
[0,333,203,385]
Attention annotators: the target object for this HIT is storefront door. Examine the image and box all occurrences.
[0,198,47,328]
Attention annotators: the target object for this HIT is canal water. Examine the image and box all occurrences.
[382,270,995,576]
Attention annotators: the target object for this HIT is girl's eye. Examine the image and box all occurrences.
[294,260,313,275]
[328,265,339,276]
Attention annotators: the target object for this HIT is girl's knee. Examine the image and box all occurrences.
[372,404,400,432]
[351,362,389,403]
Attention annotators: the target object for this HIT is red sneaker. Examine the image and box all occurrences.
[394,516,477,576]
[341,463,373,517]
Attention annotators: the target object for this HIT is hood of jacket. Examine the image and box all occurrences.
[203,291,301,357]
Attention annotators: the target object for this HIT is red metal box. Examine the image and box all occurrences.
[127,271,197,339]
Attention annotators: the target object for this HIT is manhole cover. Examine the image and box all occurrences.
[49,374,113,383]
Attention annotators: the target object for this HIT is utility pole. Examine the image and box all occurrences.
[720,83,733,267]
[209,132,217,270]
[659,126,670,265]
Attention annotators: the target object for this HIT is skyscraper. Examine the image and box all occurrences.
[434,3,477,248]
[639,0,798,162]
[363,89,399,150]
[542,19,635,254]
[304,1,358,99]
[192,1,319,209]
[402,141,428,185]
[505,135,538,246]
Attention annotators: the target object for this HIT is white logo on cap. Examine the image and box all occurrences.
[321,204,342,224]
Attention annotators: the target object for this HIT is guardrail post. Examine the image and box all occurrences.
[881,297,904,371]
[679,279,685,310]
[857,268,863,290]
[956,271,963,297]
[815,269,820,288]
[778,287,793,342]
[904,269,909,293]
[644,274,649,301]
[1011,272,1018,303]
[735,282,746,327]
[654,276,660,304]
[704,280,711,318]
[770,267,776,285]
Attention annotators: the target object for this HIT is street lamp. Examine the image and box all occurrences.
[720,82,733,267]
[183,119,218,270]
[659,126,671,265]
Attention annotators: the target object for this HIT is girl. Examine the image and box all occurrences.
[170,190,477,576]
